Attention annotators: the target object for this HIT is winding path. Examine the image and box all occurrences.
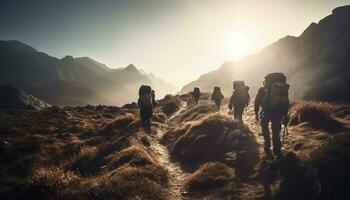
[150,103,189,200]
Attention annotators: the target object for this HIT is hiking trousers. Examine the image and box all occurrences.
[140,107,152,132]
[141,118,151,132]
[233,105,244,124]
[260,112,282,154]
[193,96,199,105]
[214,99,222,109]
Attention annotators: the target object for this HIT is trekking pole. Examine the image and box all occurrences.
[282,124,289,142]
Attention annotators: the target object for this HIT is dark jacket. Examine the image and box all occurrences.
[192,91,201,98]
[211,92,224,102]
[229,86,250,109]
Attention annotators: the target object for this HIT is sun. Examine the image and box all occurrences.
[228,32,251,60]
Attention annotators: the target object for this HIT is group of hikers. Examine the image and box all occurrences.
[192,81,250,124]
[137,72,290,157]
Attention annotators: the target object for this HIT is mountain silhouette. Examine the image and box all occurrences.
[180,5,350,101]
[0,40,177,106]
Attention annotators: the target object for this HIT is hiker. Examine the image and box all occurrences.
[254,73,290,157]
[228,80,250,124]
[138,85,154,132]
[192,87,201,105]
[211,86,224,109]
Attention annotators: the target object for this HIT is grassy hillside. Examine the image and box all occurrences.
[0,94,349,200]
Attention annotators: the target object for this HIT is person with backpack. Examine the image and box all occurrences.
[138,85,154,132]
[211,86,224,109]
[228,80,250,124]
[192,87,201,105]
[254,73,290,157]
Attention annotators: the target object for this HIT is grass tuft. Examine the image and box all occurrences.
[289,101,346,133]
[186,162,234,191]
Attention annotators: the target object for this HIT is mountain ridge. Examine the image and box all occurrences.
[0,40,177,106]
[180,5,350,101]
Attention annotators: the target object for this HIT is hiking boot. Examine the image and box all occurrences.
[273,150,282,158]
[264,144,271,152]
[264,148,273,160]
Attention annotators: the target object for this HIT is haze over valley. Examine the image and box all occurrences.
[1,1,350,200]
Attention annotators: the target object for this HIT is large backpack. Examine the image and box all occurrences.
[233,80,245,90]
[193,87,200,97]
[212,87,223,100]
[139,85,152,96]
[138,85,152,108]
[264,73,289,112]
[232,81,249,106]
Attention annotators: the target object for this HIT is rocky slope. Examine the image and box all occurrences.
[180,5,350,101]
[0,85,50,110]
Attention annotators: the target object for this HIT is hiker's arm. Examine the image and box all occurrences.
[246,92,251,106]
[228,93,234,109]
[283,99,290,118]
[137,98,141,109]
[254,88,263,115]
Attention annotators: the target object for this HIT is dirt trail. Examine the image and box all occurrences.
[221,104,266,157]
[244,104,267,157]
[151,101,279,199]
[150,103,189,200]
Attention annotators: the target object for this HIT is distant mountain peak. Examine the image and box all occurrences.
[74,57,111,72]
[124,64,138,72]
[0,40,37,53]
[61,55,74,62]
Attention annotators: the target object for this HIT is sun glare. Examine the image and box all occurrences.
[228,32,251,60]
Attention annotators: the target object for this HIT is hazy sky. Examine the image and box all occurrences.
[1,0,350,88]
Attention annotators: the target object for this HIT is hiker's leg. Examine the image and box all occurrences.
[215,101,220,109]
[271,117,282,155]
[238,106,244,124]
[195,97,198,105]
[147,118,151,131]
[140,110,145,130]
[233,107,239,121]
[141,118,146,130]
[146,108,152,132]
[260,115,271,150]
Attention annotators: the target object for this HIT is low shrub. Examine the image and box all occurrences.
[106,145,154,170]
[159,95,182,117]
[172,114,246,165]
[68,146,100,175]
[186,162,234,191]
[309,132,350,199]
[99,114,139,136]
[24,166,78,199]
[289,101,346,133]
[92,164,168,200]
